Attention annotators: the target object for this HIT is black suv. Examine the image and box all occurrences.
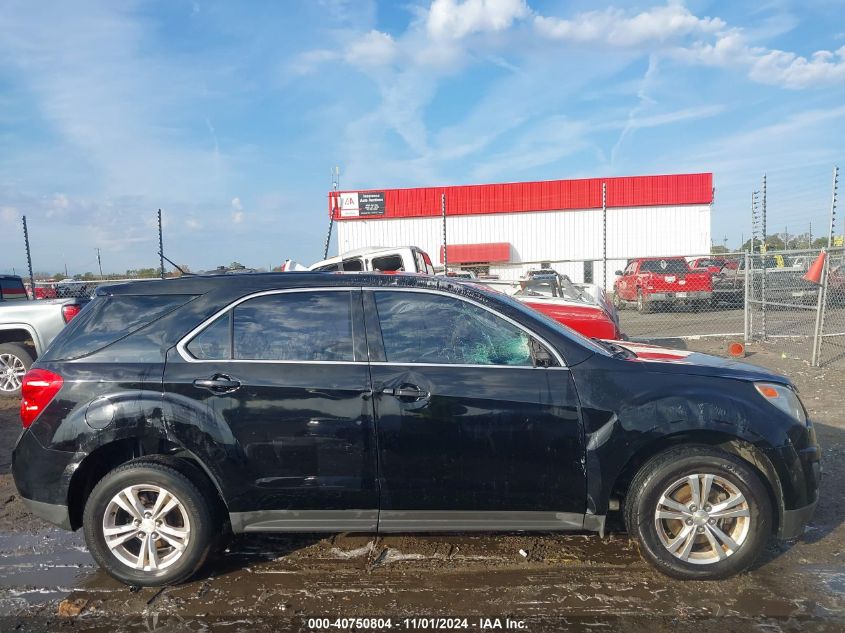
[13,273,820,586]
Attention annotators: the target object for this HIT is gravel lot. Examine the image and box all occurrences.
[0,341,843,632]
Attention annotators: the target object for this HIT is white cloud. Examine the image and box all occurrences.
[231,197,243,211]
[750,45,845,89]
[186,218,202,229]
[345,30,399,68]
[534,3,724,48]
[287,49,340,76]
[426,0,529,40]
[1,206,19,224]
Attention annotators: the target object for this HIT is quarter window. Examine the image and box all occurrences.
[374,291,533,366]
[187,313,231,360]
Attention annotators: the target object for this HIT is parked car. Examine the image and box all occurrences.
[486,270,623,339]
[689,257,739,273]
[13,273,819,586]
[309,246,436,274]
[614,257,712,313]
[711,257,819,306]
[0,275,89,397]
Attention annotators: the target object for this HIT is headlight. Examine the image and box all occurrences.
[754,382,807,424]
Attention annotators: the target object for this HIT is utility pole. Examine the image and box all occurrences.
[96,248,103,279]
[157,209,165,279]
[324,166,340,260]
[441,193,448,272]
[22,216,34,291]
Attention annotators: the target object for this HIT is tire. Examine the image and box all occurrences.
[83,461,217,586]
[636,289,651,314]
[624,446,773,580]
[612,292,625,310]
[0,343,34,398]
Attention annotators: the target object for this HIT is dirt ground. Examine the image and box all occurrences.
[0,341,843,632]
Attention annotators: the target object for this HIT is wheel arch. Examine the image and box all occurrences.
[67,439,229,530]
[611,430,784,536]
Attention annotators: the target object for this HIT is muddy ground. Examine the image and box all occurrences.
[0,341,843,632]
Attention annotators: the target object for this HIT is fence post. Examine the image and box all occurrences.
[157,209,165,279]
[22,216,34,291]
[602,183,607,290]
[760,175,767,340]
[743,252,750,344]
[441,193,448,272]
[811,253,829,367]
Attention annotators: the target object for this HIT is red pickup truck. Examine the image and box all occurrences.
[613,257,712,313]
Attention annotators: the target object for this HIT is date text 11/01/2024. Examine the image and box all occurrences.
[306,617,528,630]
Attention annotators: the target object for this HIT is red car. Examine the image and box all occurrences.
[504,271,624,339]
[613,257,712,313]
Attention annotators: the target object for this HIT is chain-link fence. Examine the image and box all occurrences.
[29,278,160,300]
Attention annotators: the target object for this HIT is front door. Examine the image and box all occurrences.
[162,288,378,532]
[364,288,585,532]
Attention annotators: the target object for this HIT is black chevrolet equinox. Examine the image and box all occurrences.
[12,273,820,586]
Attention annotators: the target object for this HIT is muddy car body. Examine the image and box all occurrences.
[12,273,820,586]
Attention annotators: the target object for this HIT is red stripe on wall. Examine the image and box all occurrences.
[330,173,712,220]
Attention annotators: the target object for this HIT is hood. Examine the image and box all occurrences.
[612,341,791,384]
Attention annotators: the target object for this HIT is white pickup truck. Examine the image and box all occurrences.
[309,246,436,274]
[0,275,88,397]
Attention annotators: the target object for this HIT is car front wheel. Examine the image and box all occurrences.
[83,461,216,586]
[625,446,773,580]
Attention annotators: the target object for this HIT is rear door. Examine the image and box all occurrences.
[364,288,585,531]
[163,288,379,532]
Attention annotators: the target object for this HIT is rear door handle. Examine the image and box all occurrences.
[382,385,429,400]
[193,374,241,394]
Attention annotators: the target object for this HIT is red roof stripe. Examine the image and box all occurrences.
[330,173,712,220]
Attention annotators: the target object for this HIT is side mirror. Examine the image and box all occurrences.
[614,270,623,276]
[530,338,554,368]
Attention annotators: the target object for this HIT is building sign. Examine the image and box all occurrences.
[339,192,359,217]
[359,192,386,216]
[338,191,386,218]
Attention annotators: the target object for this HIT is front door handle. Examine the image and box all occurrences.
[382,385,429,400]
[193,374,241,394]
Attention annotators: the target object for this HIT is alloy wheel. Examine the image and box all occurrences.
[103,484,191,572]
[0,353,26,392]
[654,473,751,565]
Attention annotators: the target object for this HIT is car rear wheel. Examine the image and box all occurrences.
[83,462,216,586]
[636,290,651,314]
[0,343,34,398]
[625,446,772,580]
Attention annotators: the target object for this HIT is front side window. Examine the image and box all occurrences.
[234,291,353,361]
[374,291,532,366]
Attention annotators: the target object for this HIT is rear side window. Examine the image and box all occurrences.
[184,291,355,362]
[341,258,364,271]
[0,278,28,301]
[372,254,404,272]
[374,291,532,366]
[46,295,195,360]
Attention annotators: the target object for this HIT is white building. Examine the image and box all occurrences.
[332,173,712,288]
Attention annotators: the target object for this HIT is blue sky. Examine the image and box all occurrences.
[1,0,844,275]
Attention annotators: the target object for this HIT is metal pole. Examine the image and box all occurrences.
[158,209,165,279]
[323,166,339,260]
[22,216,34,291]
[441,193,448,271]
[743,251,750,344]
[761,174,767,340]
[96,248,103,279]
[602,183,607,290]
[811,166,839,366]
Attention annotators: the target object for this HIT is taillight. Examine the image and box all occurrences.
[62,304,82,323]
[20,369,63,429]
